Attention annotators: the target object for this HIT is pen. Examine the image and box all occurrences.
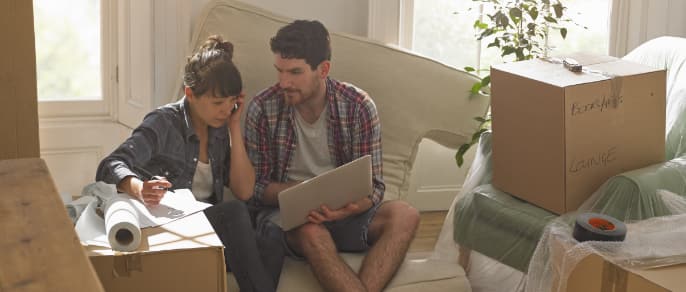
[133,165,174,193]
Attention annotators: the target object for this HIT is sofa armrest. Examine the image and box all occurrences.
[580,156,686,221]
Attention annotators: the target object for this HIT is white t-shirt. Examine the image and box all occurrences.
[287,107,335,181]
[192,160,213,201]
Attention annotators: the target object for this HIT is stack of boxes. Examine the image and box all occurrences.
[490,53,666,214]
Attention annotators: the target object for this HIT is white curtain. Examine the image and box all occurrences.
[610,0,686,57]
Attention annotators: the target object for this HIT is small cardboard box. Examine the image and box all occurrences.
[549,234,683,292]
[562,253,684,292]
[86,212,226,292]
[491,54,666,214]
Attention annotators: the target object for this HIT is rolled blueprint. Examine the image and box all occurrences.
[104,195,141,252]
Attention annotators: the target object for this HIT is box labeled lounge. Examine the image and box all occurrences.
[491,54,666,214]
[86,212,226,292]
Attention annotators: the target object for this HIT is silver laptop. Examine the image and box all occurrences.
[275,155,373,231]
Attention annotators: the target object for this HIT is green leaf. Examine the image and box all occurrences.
[455,143,472,167]
[495,11,509,27]
[478,28,495,40]
[515,47,526,61]
[527,23,537,35]
[480,118,492,129]
[509,7,522,22]
[542,0,550,4]
[471,128,488,142]
[560,27,568,39]
[474,116,487,123]
[473,20,488,30]
[553,3,564,18]
[481,76,491,87]
[501,46,516,57]
[487,40,500,48]
[471,82,483,94]
[544,16,558,23]
[528,6,539,20]
[464,66,476,72]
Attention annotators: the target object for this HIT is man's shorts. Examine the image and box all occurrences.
[253,203,381,259]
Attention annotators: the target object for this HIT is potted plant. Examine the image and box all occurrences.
[456,0,573,167]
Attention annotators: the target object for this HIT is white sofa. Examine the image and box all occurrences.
[185,1,490,291]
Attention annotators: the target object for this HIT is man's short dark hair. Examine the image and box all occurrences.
[270,20,331,70]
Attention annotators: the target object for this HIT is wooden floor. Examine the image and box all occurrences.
[408,211,448,252]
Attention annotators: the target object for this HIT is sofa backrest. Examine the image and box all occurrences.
[623,36,686,159]
[184,0,490,200]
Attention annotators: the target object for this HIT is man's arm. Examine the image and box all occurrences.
[261,180,301,206]
[244,97,290,206]
[354,97,385,205]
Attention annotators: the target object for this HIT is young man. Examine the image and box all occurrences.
[244,20,420,292]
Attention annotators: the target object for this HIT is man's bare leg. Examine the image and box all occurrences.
[358,201,420,292]
[287,223,366,292]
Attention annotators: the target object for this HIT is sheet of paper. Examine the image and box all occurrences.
[74,201,110,247]
[127,189,212,228]
[75,189,212,248]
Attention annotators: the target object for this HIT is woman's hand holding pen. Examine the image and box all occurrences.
[140,177,172,206]
[118,175,172,206]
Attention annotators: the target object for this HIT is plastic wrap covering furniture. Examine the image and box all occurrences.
[526,194,686,292]
[451,36,686,274]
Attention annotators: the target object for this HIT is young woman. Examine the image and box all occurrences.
[96,35,282,292]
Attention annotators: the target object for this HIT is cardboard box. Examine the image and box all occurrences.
[562,252,684,292]
[0,0,40,160]
[0,158,104,292]
[549,234,684,292]
[86,212,226,292]
[491,54,666,214]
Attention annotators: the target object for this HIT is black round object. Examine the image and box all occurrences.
[573,213,627,242]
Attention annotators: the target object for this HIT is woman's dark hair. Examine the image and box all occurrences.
[270,20,331,70]
[183,35,242,97]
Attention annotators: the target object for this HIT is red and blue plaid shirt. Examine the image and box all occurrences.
[245,77,385,206]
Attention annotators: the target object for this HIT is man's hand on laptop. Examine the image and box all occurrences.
[307,203,360,223]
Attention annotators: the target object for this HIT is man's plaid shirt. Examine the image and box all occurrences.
[244,77,385,206]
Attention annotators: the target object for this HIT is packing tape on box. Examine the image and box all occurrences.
[601,260,629,292]
[104,196,142,252]
[541,57,624,113]
[113,253,143,278]
[573,213,627,243]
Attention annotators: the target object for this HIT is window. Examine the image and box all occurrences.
[33,0,115,118]
[33,0,101,101]
[411,0,611,74]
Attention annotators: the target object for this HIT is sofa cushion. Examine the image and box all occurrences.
[226,252,471,292]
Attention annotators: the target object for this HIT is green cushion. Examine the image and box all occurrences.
[453,184,556,272]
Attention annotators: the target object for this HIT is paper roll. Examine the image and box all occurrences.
[104,196,141,252]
